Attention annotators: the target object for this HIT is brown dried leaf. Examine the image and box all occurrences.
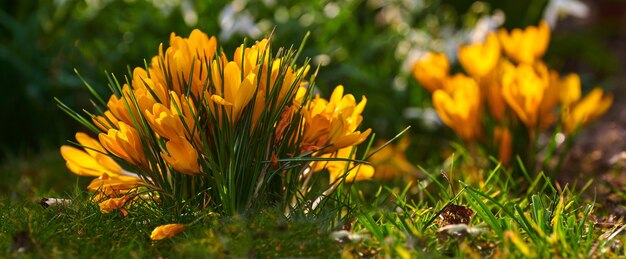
[441,204,474,225]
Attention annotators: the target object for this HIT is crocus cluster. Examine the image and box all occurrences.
[412,21,612,166]
[59,29,373,218]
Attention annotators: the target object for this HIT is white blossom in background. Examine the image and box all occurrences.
[149,0,181,16]
[543,0,589,28]
[398,30,428,74]
[439,25,468,63]
[323,2,341,19]
[403,107,442,130]
[468,10,505,44]
[149,0,199,25]
[219,0,262,41]
[180,0,198,26]
[74,0,198,24]
[397,26,464,75]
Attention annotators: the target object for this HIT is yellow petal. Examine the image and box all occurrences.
[60,146,108,177]
[161,136,200,175]
[501,63,547,127]
[329,85,344,104]
[150,223,187,240]
[211,95,233,106]
[98,122,146,167]
[93,111,119,132]
[432,75,481,140]
[559,73,581,106]
[322,147,375,184]
[223,61,242,103]
[432,90,455,128]
[411,52,449,92]
[233,73,257,122]
[98,196,132,216]
[87,173,140,195]
[498,20,551,64]
[93,153,122,174]
[75,132,107,156]
[459,33,500,78]
[564,87,613,133]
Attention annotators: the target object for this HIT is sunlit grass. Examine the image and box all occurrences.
[1,150,624,257]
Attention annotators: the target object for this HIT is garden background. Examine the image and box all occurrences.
[2,0,626,257]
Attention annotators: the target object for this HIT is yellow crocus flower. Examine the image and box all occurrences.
[107,84,164,130]
[149,29,217,97]
[300,98,332,152]
[559,73,582,107]
[131,67,169,105]
[563,88,612,133]
[170,93,198,137]
[225,40,310,127]
[145,92,197,141]
[327,86,371,151]
[432,74,482,141]
[368,136,420,181]
[501,62,549,128]
[106,85,139,126]
[93,110,120,132]
[210,61,257,124]
[160,136,201,175]
[459,33,501,78]
[133,88,159,118]
[233,39,270,77]
[258,58,310,113]
[537,70,562,129]
[61,133,142,199]
[60,133,122,177]
[498,20,550,64]
[145,102,183,140]
[293,86,309,109]
[76,132,109,156]
[313,147,374,185]
[330,163,374,185]
[98,195,132,216]
[481,62,507,121]
[87,173,141,197]
[150,223,187,240]
[328,114,372,152]
[301,85,371,154]
[99,121,147,167]
[411,52,450,92]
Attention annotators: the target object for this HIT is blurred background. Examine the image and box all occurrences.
[1,0,624,197]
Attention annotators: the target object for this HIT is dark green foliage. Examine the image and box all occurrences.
[0,0,222,159]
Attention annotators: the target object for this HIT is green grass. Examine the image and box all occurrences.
[1,149,625,257]
[0,196,340,257]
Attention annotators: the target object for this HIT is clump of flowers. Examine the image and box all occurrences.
[58,29,374,222]
[412,21,612,173]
